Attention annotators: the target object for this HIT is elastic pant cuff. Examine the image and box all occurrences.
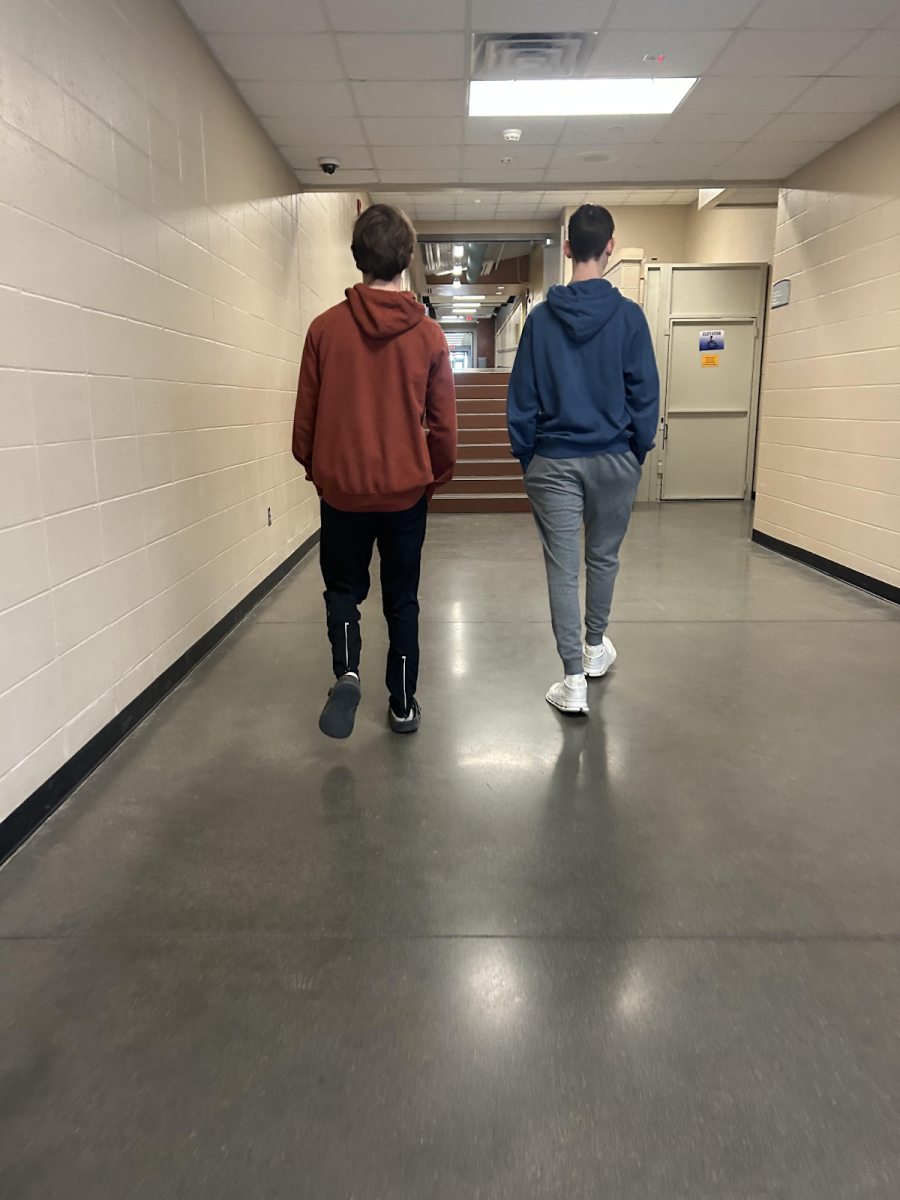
[563,657,583,676]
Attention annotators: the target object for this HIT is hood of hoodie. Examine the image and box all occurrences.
[345,284,426,340]
[545,277,624,344]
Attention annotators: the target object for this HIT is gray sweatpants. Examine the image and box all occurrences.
[524,452,642,675]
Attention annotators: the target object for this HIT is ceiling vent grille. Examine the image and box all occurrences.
[473,32,596,80]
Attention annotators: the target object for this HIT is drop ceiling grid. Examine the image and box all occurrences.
[179,0,900,189]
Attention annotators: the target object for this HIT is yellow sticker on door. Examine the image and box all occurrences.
[701,353,719,367]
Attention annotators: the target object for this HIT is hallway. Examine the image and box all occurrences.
[1,504,899,1197]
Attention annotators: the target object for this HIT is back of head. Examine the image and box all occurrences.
[351,204,416,282]
[568,204,615,263]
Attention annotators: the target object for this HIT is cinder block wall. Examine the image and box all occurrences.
[0,0,361,820]
[754,106,900,589]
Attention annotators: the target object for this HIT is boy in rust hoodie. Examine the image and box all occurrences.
[292,204,457,739]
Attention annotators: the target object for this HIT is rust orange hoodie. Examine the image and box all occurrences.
[292,284,457,513]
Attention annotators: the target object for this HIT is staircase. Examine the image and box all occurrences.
[430,370,530,514]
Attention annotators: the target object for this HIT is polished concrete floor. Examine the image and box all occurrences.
[2,503,900,1198]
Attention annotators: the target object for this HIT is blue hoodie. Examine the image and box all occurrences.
[507,278,660,472]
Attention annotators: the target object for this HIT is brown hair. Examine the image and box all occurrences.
[351,203,416,281]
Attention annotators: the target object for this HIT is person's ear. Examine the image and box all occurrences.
[606,236,615,257]
[563,239,573,260]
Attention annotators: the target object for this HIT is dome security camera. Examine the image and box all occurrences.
[318,156,341,175]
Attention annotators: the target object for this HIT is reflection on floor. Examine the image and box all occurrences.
[1,503,899,1198]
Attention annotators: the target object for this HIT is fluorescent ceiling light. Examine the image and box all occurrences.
[449,294,486,300]
[468,77,697,117]
[453,244,465,257]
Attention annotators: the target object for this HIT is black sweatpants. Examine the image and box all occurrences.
[319,494,428,715]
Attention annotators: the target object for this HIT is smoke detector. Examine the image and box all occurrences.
[502,128,522,142]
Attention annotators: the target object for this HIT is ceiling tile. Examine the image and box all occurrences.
[461,168,546,183]
[710,30,863,75]
[294,169,378,185]
[378,170,461,182]
[179,0,328,33]
[609,0,757,29]
[325,0,467,31]
[241,80,356,117]
[283,146,374,170]
[549,143,645,168]
[829,31,900,74]
[544,166,632,184]
[337,33,465,80]
[754,111,878,142]
[261,115,366,144]
[538,191,587,204]
[587,30,732,77]
[718,141,835,177]
[463,145,555,168]
[471,0,613,32]
[351,81,465,116]
[749,0,899,29]
[365,117,463,145]
[373,145,460,169]
[676,76,811,114]
[464,117,566,146]
[789,76,900,112]
[632,141,742,173]
[656,112,771,141]
[625,189,677,203]
[563,115,670,144]
[207,33,343,80]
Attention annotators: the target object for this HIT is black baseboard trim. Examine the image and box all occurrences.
[0,530,320,869]
[752,529,900,607]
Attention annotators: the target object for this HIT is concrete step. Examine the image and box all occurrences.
[456,442,514,459]
[458,413,507,430]
[431,494,531,514]
[455,458,520,476]
[442,475,526,495]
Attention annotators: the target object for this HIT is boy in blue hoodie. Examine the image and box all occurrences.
[507,205,659,714]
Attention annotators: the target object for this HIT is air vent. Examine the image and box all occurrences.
[473,32,596,80]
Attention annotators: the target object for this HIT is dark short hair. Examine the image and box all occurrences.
[351,204,416,280]
[568,204,615,263]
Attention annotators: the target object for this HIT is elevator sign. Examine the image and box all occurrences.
[699,329,725,351]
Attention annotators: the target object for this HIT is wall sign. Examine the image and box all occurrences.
[699,329,725,351]
[701,353,719,368]
[771,278,791,308]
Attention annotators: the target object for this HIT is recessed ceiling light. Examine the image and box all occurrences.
[468,77,696,117]
[452,264,463,275]
[453,279,461,287]
[453,245,465,256]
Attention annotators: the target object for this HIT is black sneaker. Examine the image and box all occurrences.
[319,672,361,739]
[389,697,421,734]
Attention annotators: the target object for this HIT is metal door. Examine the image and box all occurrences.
[661,317,758,500]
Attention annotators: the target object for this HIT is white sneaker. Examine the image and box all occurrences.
[546,674,589,714]
[583,636,617,678]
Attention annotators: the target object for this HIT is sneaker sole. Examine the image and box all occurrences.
[319,685,361,739]
[546,694,589,715]
[389,716,420,734]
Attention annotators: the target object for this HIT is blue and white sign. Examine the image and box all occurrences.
[699,329,725,351]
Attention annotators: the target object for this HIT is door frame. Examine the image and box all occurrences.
[643,262,769,502]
